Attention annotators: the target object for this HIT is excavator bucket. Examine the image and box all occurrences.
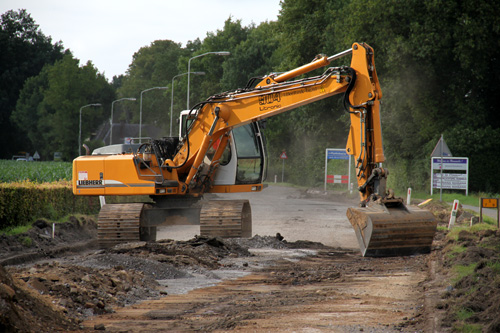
[346,199,437,257]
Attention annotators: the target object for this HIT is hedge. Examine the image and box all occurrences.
[0,181,100,229]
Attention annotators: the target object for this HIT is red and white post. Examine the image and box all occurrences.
[448,199,459,229]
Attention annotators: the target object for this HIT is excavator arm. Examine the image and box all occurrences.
[173,43,382,196]
[161,42,436,257]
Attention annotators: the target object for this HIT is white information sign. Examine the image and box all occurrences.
[431,157,468,195]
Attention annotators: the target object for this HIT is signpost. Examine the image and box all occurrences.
[324,148,351,191]
[279,151,287,182]
[480,198,499,227]
[431,134,453,201]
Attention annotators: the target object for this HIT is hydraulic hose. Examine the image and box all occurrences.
[343,67,367,113]
[342,67,370,182]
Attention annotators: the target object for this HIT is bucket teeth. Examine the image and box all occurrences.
[347,202,437,257]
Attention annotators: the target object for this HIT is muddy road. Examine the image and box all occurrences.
[82,186,432,332]
[2,185,440,332]
[83,249,429,332]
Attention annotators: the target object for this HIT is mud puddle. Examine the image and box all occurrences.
[159,248,319,296]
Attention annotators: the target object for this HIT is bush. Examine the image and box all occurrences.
[0,181,99,229]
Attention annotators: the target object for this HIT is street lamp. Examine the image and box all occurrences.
[140,87,168,143]
[187,51,230,109]
[170,71,205,136]
[79,103,101,156]
[110,97,136,145]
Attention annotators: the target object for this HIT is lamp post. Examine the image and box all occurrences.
[140,87,168,143]
[110,97,136,145]
[187,51,230,110]
[79,103,101,156]
[170,71,205,136]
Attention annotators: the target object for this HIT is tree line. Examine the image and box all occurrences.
[1,1,499,193]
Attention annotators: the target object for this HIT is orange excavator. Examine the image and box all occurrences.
[73,42,437,256]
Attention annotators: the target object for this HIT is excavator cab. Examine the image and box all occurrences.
[179,110,267,187]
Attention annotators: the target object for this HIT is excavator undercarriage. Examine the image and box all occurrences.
[97,198,251,248]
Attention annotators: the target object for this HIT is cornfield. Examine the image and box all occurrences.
[0,160,72,183]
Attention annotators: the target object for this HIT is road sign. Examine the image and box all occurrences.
[430,157,468,196]
[324,148,351,191]
[431,135,452,157]
[482,198,498,208]
[327,149,349,160]
[279,151,287,182]
[432,173,467,189]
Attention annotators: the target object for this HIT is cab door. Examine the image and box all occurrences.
[213,123,266,185]
[179,110,266,186]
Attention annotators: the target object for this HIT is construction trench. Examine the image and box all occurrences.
[1,185,499,332]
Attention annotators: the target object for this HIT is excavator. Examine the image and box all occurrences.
[73,42,437,257]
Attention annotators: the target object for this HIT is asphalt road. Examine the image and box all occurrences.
[463,203,499,221]
[157,185,359,250]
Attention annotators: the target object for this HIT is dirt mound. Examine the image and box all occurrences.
[0,264,77,332]
[0,216,97,265]
[8,260,161,321]
[419,200,468,224]
[225,234,288,249]
[438,228,500,331]
[3,234,260,327]
[108,235,253,270]
[225,234,328,250]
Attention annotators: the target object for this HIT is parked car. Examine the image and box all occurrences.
[16,157,34,162]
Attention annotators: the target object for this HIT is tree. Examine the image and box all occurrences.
[118,40,187,135]
[261,1,353,185]
[220,21,281,90]
[330,0,500,192]
[12,54,114,160]
[0,9,64,158]
[11,67,49,156]
[184,18,249,104]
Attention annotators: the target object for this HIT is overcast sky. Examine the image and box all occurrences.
[1,0,282,80]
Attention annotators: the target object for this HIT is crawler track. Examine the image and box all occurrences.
[200,200,252,238]
[97,203,144,247]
